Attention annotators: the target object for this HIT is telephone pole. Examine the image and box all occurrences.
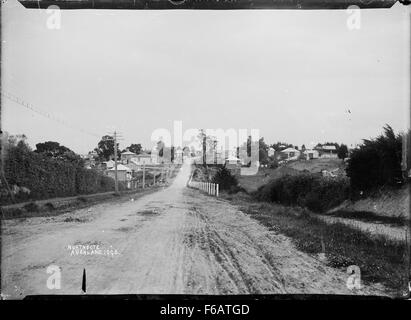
[113,131,119,194]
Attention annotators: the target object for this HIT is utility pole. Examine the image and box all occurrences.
[142,163,146,189]
[113,131,119,194]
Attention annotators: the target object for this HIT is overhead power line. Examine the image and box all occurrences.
[1,88,103,138]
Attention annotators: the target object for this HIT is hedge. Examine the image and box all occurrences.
[254,173,350,212]
[0,143,116,205]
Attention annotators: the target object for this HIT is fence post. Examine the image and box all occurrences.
[216,184,219,197]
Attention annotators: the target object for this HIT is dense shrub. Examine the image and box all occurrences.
[212,166,239,191]
[255,173,349,212]
[1,142,116,204]
[346,125,403,193]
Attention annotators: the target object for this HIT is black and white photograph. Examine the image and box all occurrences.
[0,0,410,307]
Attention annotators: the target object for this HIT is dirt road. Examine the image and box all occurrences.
[1,163,387,298]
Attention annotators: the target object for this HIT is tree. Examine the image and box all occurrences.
[171,146,175,163]
[337,144,348,160]
[212,166,238,191]
[35,141,82,164]
[258,138,269,165]
[157,140,165,157]
[346,125,403,191]
[126,144,142,155]
[270,142,294,151]
[241,136,261,166]
[95,135,120,161]
[35,141,70,157]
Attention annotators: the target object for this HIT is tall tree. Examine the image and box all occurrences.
[258,138,269,164]
[346,125,403,191]
[35,141,70,157]
[35,141,82,164]
[95,135,120,161]
[337,144,348,160]
[125,144,142,155]
[270,142,294,151]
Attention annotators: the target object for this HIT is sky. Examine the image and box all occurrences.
[1,0,410,154]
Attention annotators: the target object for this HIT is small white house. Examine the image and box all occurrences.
[268,147,275,157]
[280,148,301,161]
[107,164,132,182]
[225,156,241,165]
[303,149,320,160]
[121,150,137,163]
[131,153,153,165]
[103,160,115,169]
[318,145,338,158]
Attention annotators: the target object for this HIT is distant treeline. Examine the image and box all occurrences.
[0,140,121,205]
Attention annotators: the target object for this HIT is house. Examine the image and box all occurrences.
[121,150,137,163]
[315,145,338,158]
[107,164,132,182]
[103,160,115,169]
[268,147,275,157]
[225,156,241,175]
[279,147,301,161]
[82,151,98,169]
[131,153,153,165]
[303,149,320,160]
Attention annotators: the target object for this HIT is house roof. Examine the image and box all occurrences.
[121,151,137,156]
[226,156,240,161]
[104,160,115,167]
[322,145,337,150]
[281,147,300,153]
[108,164,131,172]
[135,153,151,157]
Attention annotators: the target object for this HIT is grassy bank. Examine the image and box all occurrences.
[0,187,160,220]
[222,192,409,295]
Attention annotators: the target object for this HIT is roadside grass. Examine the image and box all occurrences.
[223,193,409,293]
[1,187,161,220]
[76,196,88,203]
[327,210,406,227]
[44,202,55,211]
[63,216,88,223]
[23,202,39,213]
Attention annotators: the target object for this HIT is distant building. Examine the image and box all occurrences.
[131,153,153,165]
[225,156,241,175]
[268,147,275,157]
[121,150,137,163]
[303,149,320,160]
[279,147,301,161]
[107,164,132,182]
[315,145,338,158]
[103,160,115,169]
